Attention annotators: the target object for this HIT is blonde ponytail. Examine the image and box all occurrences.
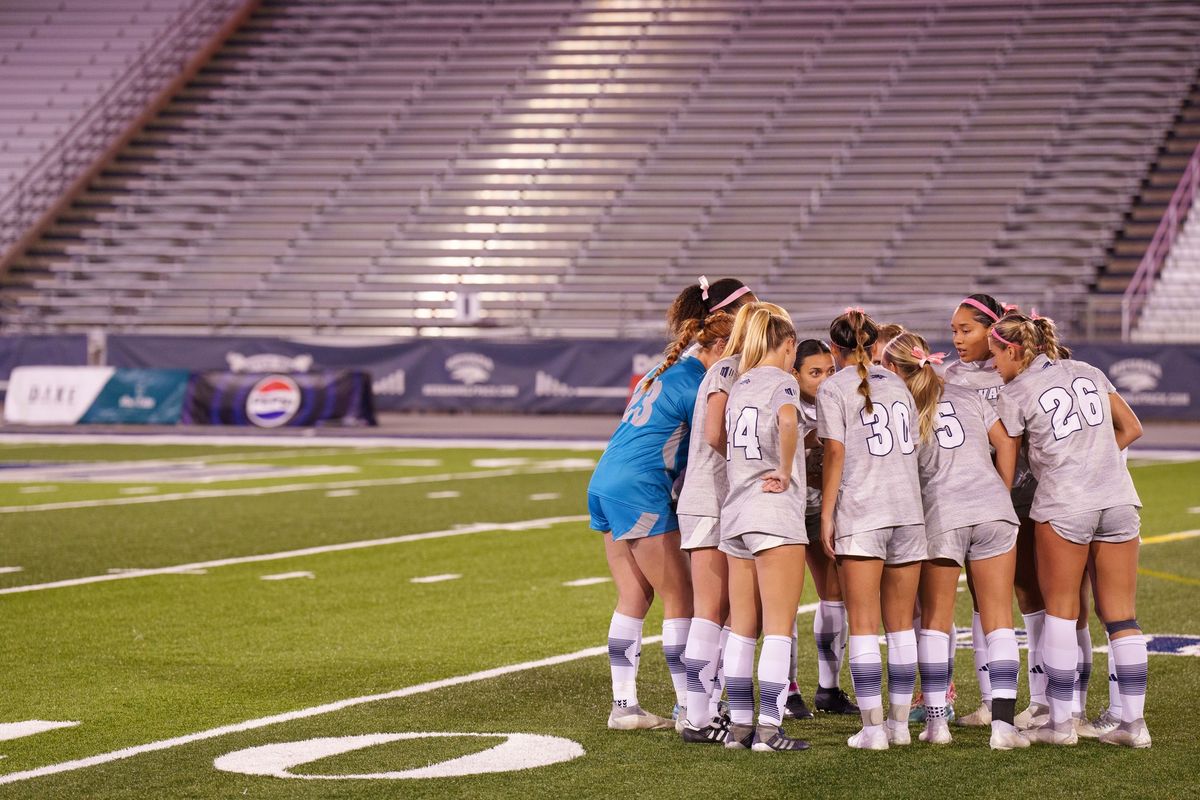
[738,308,796,375]
[883,332,945,443]
[726,301,791,357]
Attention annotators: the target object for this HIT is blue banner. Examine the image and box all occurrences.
[78,369,190,424]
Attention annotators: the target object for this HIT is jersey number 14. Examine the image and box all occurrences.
[726,406,763,460]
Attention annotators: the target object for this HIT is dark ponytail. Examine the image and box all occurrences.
[830,309,879,414]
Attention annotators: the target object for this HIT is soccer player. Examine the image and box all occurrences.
[719,307,812,752]
[817,309,926,750]
[793,338,858,716]
[676,300,788,743]
[882,331,1028,750]
[990,312,1149,748]
[588,277,753,730]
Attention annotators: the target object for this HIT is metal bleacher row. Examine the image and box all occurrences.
[4,0,1200,338]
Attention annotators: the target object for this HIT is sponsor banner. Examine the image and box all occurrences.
[0,334,89,404]
[78,369,190,425]
[4,366,115,424]
[182,371,375,427]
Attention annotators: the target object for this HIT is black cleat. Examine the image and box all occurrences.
[814,686,860,715]
[751,723,811,752]
[681,716,729,745]
[783,691,814,720]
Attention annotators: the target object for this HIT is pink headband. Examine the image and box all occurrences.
[711,285,752,312]
[960,297,1000,322]
[990,328,1019,348]
[912,346,946,367]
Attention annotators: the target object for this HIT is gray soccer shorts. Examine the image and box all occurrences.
[926,520,1018,566]
[835,523,926,565]
[1046,505,1141,545]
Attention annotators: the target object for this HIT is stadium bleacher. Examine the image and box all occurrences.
[1,0,1199,340]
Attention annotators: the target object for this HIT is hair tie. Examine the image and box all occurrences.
[1002,302,1018,313]
[1030,307,1041,321]
[710,285,752,311]
[991,328,1019,348]
[911,346,946,368]
[698,275,710,301]
[959,297,1000,322]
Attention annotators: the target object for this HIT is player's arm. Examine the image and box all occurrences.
[987,420,1019,489]
[1110,391,1142,451]
[704,390,729,454]
[763,404,798,493]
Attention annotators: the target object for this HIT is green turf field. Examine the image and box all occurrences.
[0,440,1197,799]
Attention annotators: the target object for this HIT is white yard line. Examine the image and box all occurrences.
[0,464,584,515]
[409,574,461,584]
[0,433,608,451]
[260,572,315,582]
[0,516,588,596]
[562,577,610,587]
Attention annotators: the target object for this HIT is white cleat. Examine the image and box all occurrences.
[1099,718,1152,749]
[1014,702,1049,731]
[989,721,1031,750]
[919,719,952,744]
[1076,707,1121,739]
[1025,719,1079,746]
[957,702,992,727]
[607,704,673,731]
[672,704,686,734]
[884,718,911,746]
[847,725,889,750]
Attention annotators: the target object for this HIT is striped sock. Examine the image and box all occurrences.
[1075,625,1092,718]
[972,611,992,708]
[1022,610,1048,706]
[758,635,792,726]
[683,618,721,728]
[724,633,757,725]
[1042,614,1078,726]
[709,626,731,718]
[608,612,644,707]
[886,629,918,722]
[662,618,690,707]
[849,633,883,727]
[815,600,846,689]
[985,628,1019,725]
[1110,634,1148,723]
[918,629,951,716]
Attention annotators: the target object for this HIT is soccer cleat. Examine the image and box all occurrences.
[814,686,859,715]
[1099,718,1151,749]
[847,725,889,750]
[751,723,811,752]
[1025,720,1079,746]
[681,717,729,745]
[783,691,814,720]
[607,704,673,731]
[672,703,686,734]
[909,691,926,723]
[885,718,911,746]
[1076,707,1120,739]
[919,719,952,744]
[1014,702,1050,731]
[989,721,1031,750]
[724,722,755,750]
[957,702,991,727]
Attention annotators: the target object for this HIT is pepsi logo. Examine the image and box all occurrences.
[246,375,302,427]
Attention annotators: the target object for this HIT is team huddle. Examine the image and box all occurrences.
[586,278,1151,753]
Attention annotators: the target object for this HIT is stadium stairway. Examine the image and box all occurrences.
[3,0,1200,339]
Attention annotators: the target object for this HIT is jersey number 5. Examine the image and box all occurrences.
[726,406,763,460]
[1038,378,1105,440]
[861,401,917,457]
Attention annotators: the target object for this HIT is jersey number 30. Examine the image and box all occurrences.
[1038,378,1104,440]
[862,401,916,457]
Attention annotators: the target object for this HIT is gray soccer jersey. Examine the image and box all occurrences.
[720,365,810,539]
[677,355,740,518]
[943,357,1003,411]
[996,355,1141,521]
[815,365,926,535]
[917,383,1018,536]
[800,397,823,514]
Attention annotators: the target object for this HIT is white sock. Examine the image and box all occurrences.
[1109,634,1148,723]
[815,600,846,689]
[972,611,992,708]
[758,635,793,725]
[683,618,722,728]
[723,633,757,725]
[608,612,644,707]
[1075,625,1092,718]
[709,626,731,718]
[1105,632,1123,718]
[1042,614,1078,726]
[849,634,884,727]
[1022,610,1048,706]
[986,628,1020,701]
[918,629,951,719]
[662,618,690,706]
[886,629,918,721]
[788,619,800,692]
